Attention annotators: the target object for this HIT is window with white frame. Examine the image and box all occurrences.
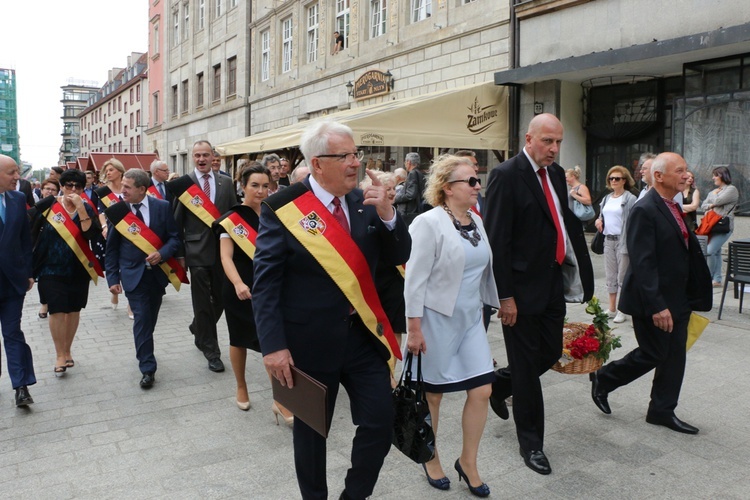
[336,0,350,49]
[307,3,319,64]
[227,56,237,96]
[230,0,237,7]
[173,10,180,46]
[152,23,160,55]
[462,0,477,3]
[216,0,222,17]
[198,0,205,29]
[182,2,190,41]
[370,0,386,38]
[282,17,293,73]
[411,0,431,22]
[261,30,270,81]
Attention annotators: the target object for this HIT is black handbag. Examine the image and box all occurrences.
[391,352,435,464]
[711,216,731,234]
[591,231,604,255]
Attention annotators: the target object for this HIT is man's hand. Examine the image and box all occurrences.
[109,284,122,295]
[498,297,518,327]
[652,308,673,333]
[26,278,34,292]
[145,251,162,266]
[362,169,395,221]
[264,349,295,388]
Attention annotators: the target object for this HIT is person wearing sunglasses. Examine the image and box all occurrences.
[30,169,101,376]
[405,155,499,496]
[595,166,637,324]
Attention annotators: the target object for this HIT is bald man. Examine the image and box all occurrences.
[485,114,593,474]
[0,155,37,407]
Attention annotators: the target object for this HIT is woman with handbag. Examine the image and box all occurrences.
[700,166,739,286]
[405,155,499,497]
[566,166,595,222]
[594,166,637,324]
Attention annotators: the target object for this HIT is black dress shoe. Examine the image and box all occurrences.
[208,358,225,372]
[645,414,699,434]
[15,386,34,407]
[589,371,611,415]
[140,373,155,389]
[520,448,551,475]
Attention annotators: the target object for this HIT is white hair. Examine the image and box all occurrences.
[299,120,354,161]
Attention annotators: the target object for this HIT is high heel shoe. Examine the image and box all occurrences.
[236,400,251,411]
[454,459,490,497]
[111,294,119,310]
[422,463,450,490]
[271,402,294,427]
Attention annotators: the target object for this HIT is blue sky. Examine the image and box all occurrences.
[1,0,148,169]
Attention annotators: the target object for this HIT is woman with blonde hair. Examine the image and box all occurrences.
[565,165,594,221]
[405,155,499,497]
[95,158,127,311]
[594,165,637,323]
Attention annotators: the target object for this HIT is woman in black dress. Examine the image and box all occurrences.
[32,169,101,375]
[214,163,293,424]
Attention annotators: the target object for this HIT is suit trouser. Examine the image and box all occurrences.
[596,311,690,418]
[188,265,224,360]
[292,321,393,500]
[492,270,565,452]
[125,269,165,374]
[0,287,36,390]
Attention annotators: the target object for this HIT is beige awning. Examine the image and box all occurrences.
[217,81,507,155]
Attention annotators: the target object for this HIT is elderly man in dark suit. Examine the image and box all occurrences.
[485,113,594,475]
[149,160,173,203]
[106,169,181,388]
[0,154,37,407]
[253,120,411,500]
[173,140,236,372]
[589,152,712,434]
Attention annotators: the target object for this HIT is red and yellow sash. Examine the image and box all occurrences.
[147,185,164,200]
[106,202,189,291]
[45,202,104,283]
[175,183,221,227]
[271,190,402,369]
[396,264,406,279]
[80,192,98,214]
[95,186,120,209]
[219,211,258,259]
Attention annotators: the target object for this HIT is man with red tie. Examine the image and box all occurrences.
[484,114,594,475]
[172,141,236,372]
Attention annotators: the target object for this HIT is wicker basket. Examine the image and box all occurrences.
[551,322,604,375]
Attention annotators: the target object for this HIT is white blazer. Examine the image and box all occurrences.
[404,207,500,318]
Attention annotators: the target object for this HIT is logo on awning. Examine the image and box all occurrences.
[360,133,385,146]
[467,97,498,135]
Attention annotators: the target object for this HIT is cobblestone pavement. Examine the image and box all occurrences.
[2,230,749,499]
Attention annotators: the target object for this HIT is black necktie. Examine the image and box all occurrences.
[133,203,144,222]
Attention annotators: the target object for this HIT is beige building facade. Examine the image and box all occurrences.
[162,0,251,175]
[245,0,509,169]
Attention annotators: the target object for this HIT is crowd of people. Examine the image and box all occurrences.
[0,112,722,499]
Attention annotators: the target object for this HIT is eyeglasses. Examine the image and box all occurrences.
[63,182,84,189]
[449,177,481,187]
[316,150,365,163]
[608,176,624,182]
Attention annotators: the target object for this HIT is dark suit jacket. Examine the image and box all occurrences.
[174,171,236,266]
[105,198,180,292]
[151,179,173,203]
[618,188,712,317]
[393,168,426,214]
[0,190,33,296]
[485,152,594,313]
[17,179,34,207]
[252,180,411,372]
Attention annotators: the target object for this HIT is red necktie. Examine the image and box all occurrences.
[538,168,565,265]
[202,174,211,199]
[332,197,350,233]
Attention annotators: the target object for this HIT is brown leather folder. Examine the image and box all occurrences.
[271,366,329,438]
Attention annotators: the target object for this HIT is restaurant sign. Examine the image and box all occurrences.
[353,70,391,100]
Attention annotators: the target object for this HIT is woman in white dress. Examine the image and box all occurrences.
[405,155,499,497]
